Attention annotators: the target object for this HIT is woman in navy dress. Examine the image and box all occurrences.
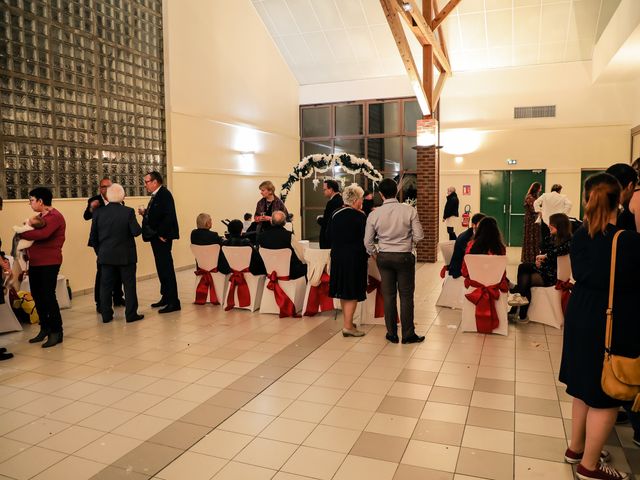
[329,184,367,338]
[559,173,640,480]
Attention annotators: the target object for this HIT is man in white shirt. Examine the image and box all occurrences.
[364,179,424,344]
[533,184,572,245]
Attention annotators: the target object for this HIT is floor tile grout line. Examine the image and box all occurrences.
[88,313,347,479]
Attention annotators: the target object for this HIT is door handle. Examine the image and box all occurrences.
[503,205,506,214]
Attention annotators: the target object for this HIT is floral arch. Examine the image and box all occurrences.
[280,153,383,202]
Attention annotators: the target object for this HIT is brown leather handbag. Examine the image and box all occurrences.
[601,230,640,411]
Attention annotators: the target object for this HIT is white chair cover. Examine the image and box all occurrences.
[461,255,509,336]
[221,246,265,311]
[528,255,571,329]
[1,255,23,333]
[439,241,455,265]
[436,241,465,309]
[258,248,306,316]
[301,248,339,316]
[190,244,229,305]
[20,274,71,309]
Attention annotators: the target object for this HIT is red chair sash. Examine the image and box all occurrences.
[194,267,219,305]
[266,271,300,318]
[367,275,385,318]
[554,279,574,316]
[464,276,509,333]
[304,272,334,317]
[225,268,251,310]
[440,265,448,279]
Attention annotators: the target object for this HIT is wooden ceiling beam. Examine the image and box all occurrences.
[392,0,451,73]
[433,0,449,64]
[432,70,449,109]
[380,0,431,115]
[431,0,462,31]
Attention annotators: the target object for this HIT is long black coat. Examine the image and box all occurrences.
[443,192,459,220]
[90,203,142,265]
[142,186,179,241]
[319,194,343,249]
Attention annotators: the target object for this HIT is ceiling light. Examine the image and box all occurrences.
[454,156,463,164]
[506,158,517,165]
[402,2,412,12]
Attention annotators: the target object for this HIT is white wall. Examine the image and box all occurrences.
[0,0,302,295]
[164,0,301,271]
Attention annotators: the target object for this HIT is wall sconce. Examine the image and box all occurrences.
[454,156,464,164]
[506,158,517,165]
[238,151,256,171]
[416,118,438,147]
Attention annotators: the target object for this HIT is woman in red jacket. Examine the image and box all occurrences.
[20,187,66,348]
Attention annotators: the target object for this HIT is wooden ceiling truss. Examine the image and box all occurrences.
[380,0,461,116]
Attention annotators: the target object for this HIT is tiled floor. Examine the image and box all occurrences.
[0,259,638,480]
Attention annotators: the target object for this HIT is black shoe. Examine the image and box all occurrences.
[126,314,144,323]
[0,352,13,361]
[102,317,113,323]
[151,300,167,308]
[96,305,101,313]
[42,332,63,348]
[0,347,6,353]
[386,333,399,344]
[402,334,425,344]
[29,329,49,343]
[159,304,181,314]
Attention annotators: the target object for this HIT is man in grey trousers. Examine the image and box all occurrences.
[364,179,425,344]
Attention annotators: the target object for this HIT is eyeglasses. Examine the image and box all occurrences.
[144,179,153,184]
[99,185,109,188]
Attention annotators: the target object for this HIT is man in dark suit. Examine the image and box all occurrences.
[317,179,342,249]
[448,213,485,278]
[89,183,144,324]
[190,213,222,245]
[84,177,124,312]
[139,171,181,313]
[257,211,307,279]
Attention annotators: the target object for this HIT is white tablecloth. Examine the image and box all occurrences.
[302,246,331,287]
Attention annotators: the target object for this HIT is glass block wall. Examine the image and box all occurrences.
[0,0,166,199]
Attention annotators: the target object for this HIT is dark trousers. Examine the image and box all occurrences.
[95,260,124,306]
[514,262,544,319]
[100,264,138,321]
[447,227,457,240]
[624,404,640,437]
[151,238,179,305]
[376,252,416,339]
[29,264,62,333]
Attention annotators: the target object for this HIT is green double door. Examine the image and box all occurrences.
[480,170,546,247]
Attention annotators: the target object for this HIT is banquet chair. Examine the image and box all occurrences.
[190,244,228,305]
[301,247,337,316]
[461,254,509,336]
[436,241,465,309]
[0,255,23,333]
[259,248,306,317]
[221,246,265,312]
[527,255,571,329]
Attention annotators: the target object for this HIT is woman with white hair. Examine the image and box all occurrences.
[329,183,367,337]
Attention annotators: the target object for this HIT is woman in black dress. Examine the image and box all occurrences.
[329,184,367,337]
[511,212,572,323]
[559,173,640,480]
